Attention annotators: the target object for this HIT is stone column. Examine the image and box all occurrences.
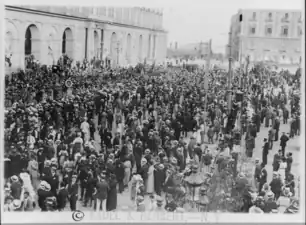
[150,34,154,60]
[87,27,95,61]
[40,39,49,65]
[10,37,19,69]
[18,37,25,70]
[152,35,157,60]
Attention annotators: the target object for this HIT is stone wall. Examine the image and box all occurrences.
[5,6,167,71]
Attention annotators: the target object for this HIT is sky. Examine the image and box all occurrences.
[5,0,304,54]
[162,0,303,53]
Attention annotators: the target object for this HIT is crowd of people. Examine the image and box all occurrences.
[3,58,300,214]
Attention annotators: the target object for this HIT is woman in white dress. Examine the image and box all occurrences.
[19,171,36,201]
[278,157,287,183]
[27,156,39,191]
[146,163,155,194]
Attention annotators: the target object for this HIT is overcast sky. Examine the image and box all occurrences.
[6,0,304,53]
[162,0,303,53]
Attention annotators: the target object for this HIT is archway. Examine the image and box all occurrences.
[25,24,40,59]
[94,30,99,58]
[62,28,73,58]
[126,33,132,64]
[138,35,143,62]
[110,32,117,64]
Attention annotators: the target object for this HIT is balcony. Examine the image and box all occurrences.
[249,18,257,22]
[265,18,273,22]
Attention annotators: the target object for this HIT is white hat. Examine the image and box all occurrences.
[11,199,21,210]
[249,206,264,214]
[10,175,19,182]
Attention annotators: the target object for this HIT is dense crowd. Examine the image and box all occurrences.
[3,60,301,213]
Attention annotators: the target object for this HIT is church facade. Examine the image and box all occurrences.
[5,5,168,70]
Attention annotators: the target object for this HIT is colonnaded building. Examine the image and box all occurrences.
[228,9,303,68]
[5,5,168,70]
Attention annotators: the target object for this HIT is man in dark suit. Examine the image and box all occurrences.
[258,163,267,192]
[9,147,22,176]
[93,172,108,211]
[57,182,68,211]
[273,117,281,141]
[112,132,121,147]
[262,138,269,166]
[99,128,112,148]
[280,132,289,156]
[68,174,78,211]
[272,150,282,171]
[84,170,96,207]
[163,169,175,194]
[46,167,59,197]
[154,164,166,196]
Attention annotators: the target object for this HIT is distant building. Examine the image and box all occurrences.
[228,9,303,67]
[167,42,211,58]
[5,5,167,70]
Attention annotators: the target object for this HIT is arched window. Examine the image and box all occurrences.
[62,32,66,54]
[25,27,32,55]
[138,35,143,61]
[126,33,132,63]
[62,28,73,57]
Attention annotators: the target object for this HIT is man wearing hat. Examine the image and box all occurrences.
[10,175,22,199]
[7,146,21,177]
[262,138,269,166]
[269,172,282,201]
[154,163,166,196]
[263,191,278,213]
[57,182,69,211]
[93,171,108,212]
[272,150,282,171]
[37,181,53,211]
[68,174,78,211]
[21,191,35,211]
[152,195,165,211]
[136,196,145,212]
[45,166,59,196]
[258,163,267,192]
[280,132,289,156]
